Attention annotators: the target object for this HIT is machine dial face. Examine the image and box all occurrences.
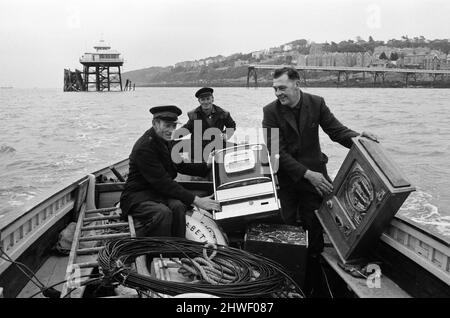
[345,169,374,224]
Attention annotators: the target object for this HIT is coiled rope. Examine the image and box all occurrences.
[97,237,304,298]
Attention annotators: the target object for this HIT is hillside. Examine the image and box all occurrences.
[122,36,450,88]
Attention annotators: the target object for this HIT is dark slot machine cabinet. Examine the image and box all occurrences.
[211,143,280,224]
[316,137,415,263]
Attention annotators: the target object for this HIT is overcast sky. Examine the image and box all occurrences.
[0,0,449,88]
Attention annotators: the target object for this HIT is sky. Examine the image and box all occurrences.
[0,0,449,88]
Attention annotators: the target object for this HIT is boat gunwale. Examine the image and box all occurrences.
[0,158,129,232]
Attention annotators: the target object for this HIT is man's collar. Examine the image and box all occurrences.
[279,91,302,109]
[196,104,217,114]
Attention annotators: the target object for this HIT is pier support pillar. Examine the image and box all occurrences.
[247,67,258,88]
[299,70,307,86]
[82,64,123,92]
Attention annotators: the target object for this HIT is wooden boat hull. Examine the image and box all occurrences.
[0,158,448,298]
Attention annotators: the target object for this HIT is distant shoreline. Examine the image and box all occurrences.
[136,80,450,89]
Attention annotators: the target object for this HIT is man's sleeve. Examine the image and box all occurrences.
[171,150,209,177]
[176,162,209,178]
[224,112,236,130]
[181,118,194,134]
[262,107,308,183]
[222,112,236,139]
[319,98,359,149]
[134,147,195,205]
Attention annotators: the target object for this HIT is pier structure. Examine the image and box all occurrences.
[63,69,84,92]
[247,64,450,87]
[79,39,124,91]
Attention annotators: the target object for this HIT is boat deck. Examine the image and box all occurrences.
[18,255,69,298]
[322,248,410,298]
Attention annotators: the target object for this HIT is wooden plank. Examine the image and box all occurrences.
[85,207,118,214]
[68,254,97,299]
[0,212,71,298]
[0,201,74,275]
[1,197,73,240]
[18,256,69,298]
[73,179,90,220]
[61,203,86,298]
[373,240,450,297]
[81,222,128,231]
[83,215,120,222]
[322,247,410,298]
[76,246,104,255]
[100,294,139,298]
[128,216,151,277]
[79,233,130,242]
[77,261,98,269]
[381,234,450,286]
[359,138,410,188]
[0,176,86,231]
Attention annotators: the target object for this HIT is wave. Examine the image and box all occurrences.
[398,190,450,237]
[0,144,16,154]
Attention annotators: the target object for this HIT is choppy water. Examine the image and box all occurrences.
[0,87,449,240]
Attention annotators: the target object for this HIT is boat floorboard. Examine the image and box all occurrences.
[322,247,411,298]
[17,254,97,298]
[18,255,69,298]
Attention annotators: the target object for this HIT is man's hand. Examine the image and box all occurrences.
[361,131,379,143]
[304,170,333,196]
[193,195,221,211]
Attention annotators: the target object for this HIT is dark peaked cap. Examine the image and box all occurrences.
[149,105,182,122]
[195,87,214,98]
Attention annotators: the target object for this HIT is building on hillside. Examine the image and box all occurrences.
[363,52,373,67]
[309,43,324,55]
[403,54,426,68]
[296,54,307,66]
[355,52,367,67]
[373,46,399,59]
[234,59,249,67]
[321,53,333,67]
[282,44,293,52]
[333,53,347,67]
[251,50,265,59]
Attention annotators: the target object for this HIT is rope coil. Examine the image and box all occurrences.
[97,237,304,298]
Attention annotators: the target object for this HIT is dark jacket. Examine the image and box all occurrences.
[120,127,208,216]
[262,91,359,191]
[182,104,236,142]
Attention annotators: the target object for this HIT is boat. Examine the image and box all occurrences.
[0,143,449,299]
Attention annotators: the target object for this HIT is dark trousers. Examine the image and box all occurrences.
[278,184,325,296]
[278,186,324,255]
[131,198,187,238]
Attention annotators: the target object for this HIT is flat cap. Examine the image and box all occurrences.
[195,87,214,98]
[149,105,182,122]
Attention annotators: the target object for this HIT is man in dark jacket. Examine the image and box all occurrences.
[262,67,377,295]
[120,105,220,238]
[174,87,236,163]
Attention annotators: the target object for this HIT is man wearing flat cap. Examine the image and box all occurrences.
[175,87,236,163]
[120,105,220,237]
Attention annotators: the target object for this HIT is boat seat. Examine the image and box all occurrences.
[322,247,411,298]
